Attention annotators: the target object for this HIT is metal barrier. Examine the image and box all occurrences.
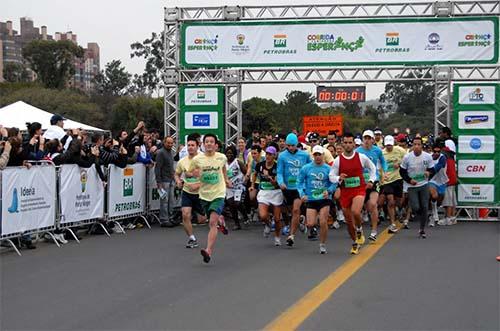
[146,166,161,225]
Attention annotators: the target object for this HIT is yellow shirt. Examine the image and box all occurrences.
[383,146,407,184]
[307,146,335,165]
[190,152,228,201]
[175,155,200,194]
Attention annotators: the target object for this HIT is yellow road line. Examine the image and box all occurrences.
[264,227,397,331]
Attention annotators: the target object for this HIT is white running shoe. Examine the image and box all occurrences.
[274,236,281,246]
[437,218,448,226]
[319,243,327,254]
[449,217,457,225]
[428,216,435,227]
[333,221,340,229]
[263,224,271,237]
[337,210,345,222]
[362,212,369,224]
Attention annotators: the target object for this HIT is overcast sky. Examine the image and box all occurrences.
[2,0,430,101]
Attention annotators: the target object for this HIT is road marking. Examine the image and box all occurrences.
[264,227,397,331]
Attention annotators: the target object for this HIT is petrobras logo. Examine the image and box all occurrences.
[458,86,496,105]
[458,159,494,178]
[197,90,206,99]
[385,32,399,46]
[274,34,287,48]
[185,88,218,106]
[458,184,495,203]
[192,114,210,127]
[263,34,297,55]
[425,32,443,51]
[458,135,495,154]
[375,31,409,54]
[459,112,495,130]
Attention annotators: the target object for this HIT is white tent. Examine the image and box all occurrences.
[0,101,105,131]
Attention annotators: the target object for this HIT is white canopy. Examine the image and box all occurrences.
[0,101,105,131]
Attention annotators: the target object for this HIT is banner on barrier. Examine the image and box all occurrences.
[1,166,56,236]
[181,17,498,67]
[59,165,104,224]
[108,164,146,218]
[147,167,160,211]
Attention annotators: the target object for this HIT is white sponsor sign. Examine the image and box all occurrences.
[108,164,146,218]
[458,135,495,154]
[1,166,56,236]
[183,18,497,66]
[457,160,495,178]
[458,86,496,105]
[458,184,495,203]
[458,111,495,129]
[184,112,218,129]
[59,165,104,224]
[184,88,219,106]
[148,167,160,211]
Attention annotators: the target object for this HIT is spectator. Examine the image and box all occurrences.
[43,114,66,141]
[155,136,176,227]
[6,128,30,168]
[25,122,45,160]
[0,140,11,170]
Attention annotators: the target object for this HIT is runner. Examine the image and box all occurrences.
[174,135,207,248]
[379,135,406,234]
[297,145,338,254]
[330,133,377,254]
[355,130,388,242]
[428,141,448,227]
[250,146,284,246]
[188,134,232,263]
[225,145,248,230]
[277,133,311,247]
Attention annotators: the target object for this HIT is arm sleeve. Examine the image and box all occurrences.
[329,157,340,183]
[297,166,306,198]
[277,155,285,186]
[360,154,377,182]
[399,167,412,183]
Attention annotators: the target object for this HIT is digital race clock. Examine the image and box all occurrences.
[316,86,366,103]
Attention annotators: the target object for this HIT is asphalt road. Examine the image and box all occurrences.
[1,220,498,330]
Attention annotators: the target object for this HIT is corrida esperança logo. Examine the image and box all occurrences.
[306,34,364,52]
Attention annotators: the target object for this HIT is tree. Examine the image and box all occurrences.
[130,32,164,95]
[3,62,30,83]
[93,60,131,96]
[22,40,83,89]
[277,91,320,132]
[110,96,163,135]
[242,97,279,135]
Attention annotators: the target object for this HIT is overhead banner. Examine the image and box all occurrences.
[303,115,343,137]
[107,164,146,218]
[1,166,56,236]
[181,17,498,68]
[59,164,104,224]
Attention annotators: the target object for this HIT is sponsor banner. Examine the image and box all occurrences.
[108,164,146,218]
[458,184,495,203]
[184,87,219,106]
[458,86,496,105]
[303,115,343,137]
[458,135,495,154]
[458,111,495,130]
[182,17,498,67]
[457,159,495,178]
[147,167,160,211]
[1,166,56,236]
[184,112,219,129]
[59,165,104,224]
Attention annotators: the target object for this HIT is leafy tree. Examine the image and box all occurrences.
[3,62,30,83]
[22,40,84,89]
[130,32,164,94]
[242,97,280,136]
[110,96,163,135]
[277,91,320,132]
[93,60,131,96]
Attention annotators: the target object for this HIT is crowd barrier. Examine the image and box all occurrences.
[0,163,165,256]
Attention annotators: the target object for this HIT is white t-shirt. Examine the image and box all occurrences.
[400,151,433,188]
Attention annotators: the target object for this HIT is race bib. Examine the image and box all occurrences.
[201,172,220,184]
[344,176,361,188]
[412,173,426,182]
[227,169,234,178]
[260,181,275,190]
[288,176,297,186]
[387,162,394,172]
[312,189,326,200]
[234,189,243,202]
[184,177,198,183]
[363,173,371,183]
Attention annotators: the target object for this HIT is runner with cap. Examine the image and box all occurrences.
[297,145,338,254]
[277,133,312,247]
[330,133,377,254]
[251,146,284,246]
[355,129,388,243]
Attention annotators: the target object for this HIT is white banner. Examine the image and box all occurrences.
[184,112,219,129]
[458,135,495,154]
[458,184,495,203]
[59,165,104,224]
[107,164,146,218]
[458,86,496,105]
[457,160,495,178]
[1,166,56,236]
[184,87,219,106]
[458,111,495,130]
[147,167,160,211]
[182,17,498,67]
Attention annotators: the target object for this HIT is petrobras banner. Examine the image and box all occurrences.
[184,87,219,106]
[458,135,495,154]
[457,159,495,178]
[181,17,498,67]
[1,166,56,236]
[458,184,495,204]
[458,111,495,130]
[458,86,496,105]
[59,164,104,224]
[147,166,160,211]
[108,164,146,218]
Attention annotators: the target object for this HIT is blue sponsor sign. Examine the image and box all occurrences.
[193,114,210,127]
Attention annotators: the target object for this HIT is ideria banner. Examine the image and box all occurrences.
[1,166,56,236]
[108,164,146,218]
[59,164,104,224]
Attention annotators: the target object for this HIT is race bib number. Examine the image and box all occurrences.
[227,169,234,178]
[412,173,426,182]
[288,176,297,186]
[387,162,394,172]
[344,176,361,188]
[260,181,275,190]
[234,189,243,202]
[185,177,198,183]
[312,189,326,200]
[363,173,371,183]
[201,172,220,184]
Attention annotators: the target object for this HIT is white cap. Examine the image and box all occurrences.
[354,138,362,145]
[374,128,383,135]
[384,135,395,146]
[444,139,456,154]
[362,130,375,139]
[312,145,324,155]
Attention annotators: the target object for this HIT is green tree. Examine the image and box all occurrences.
[93,60,131,96]
[277,91,320,132]
[242,97,279,136]
[130,32,164,94]
[3,62,30,83]
[22,40,83,89]
[110,96,163,135]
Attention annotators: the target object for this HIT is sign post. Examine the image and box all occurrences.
[303,115,343,137]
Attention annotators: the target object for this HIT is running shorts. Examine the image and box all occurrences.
[340,187,366,209]
[257,189,284,207]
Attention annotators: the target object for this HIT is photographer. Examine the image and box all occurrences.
[25,122,45,161]
[6,128,30,168]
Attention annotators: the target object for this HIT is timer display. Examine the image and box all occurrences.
[316,86,366,103]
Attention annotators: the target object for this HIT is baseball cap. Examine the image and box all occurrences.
[312,145,324,155]
[50,114,66,124]
[362,130,375,139]
[396,133,406,142]
[384,135,395,146]
[444,139,456,154]
[374,128,382,135]
[354,138,362,145]
[265,146,277,155]
[286,133,298,146]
